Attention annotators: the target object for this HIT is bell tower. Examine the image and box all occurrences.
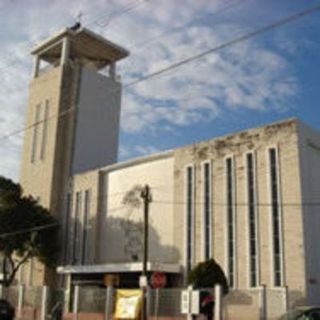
[19,27,128,285]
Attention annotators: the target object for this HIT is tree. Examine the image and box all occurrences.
[0,176,59,287]
[187,259,229,294]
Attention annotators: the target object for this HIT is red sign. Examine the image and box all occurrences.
[151,272,167,289]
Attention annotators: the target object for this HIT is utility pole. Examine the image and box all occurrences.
[140,184,152,320]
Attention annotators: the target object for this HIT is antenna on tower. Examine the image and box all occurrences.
[76,11,83,24]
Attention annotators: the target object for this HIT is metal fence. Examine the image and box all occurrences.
[0,284,287,320]
[148,288,182,317]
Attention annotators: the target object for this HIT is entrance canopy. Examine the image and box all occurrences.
[57,262,182,274]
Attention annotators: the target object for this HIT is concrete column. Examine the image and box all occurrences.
[32,55,40,78]
[283,286,289,313]
[214,284,222,320]
[60,37,70,66]
[259,285,267,320]
[41,285,49,320]
[109,62,116,79]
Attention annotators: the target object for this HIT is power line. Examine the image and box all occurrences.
[93,0,148,28]
[0,4,319,144]
[124,5,320,88]
[0,0,147,76]
[0,0,243,84]
[121,0,250,75]
[1,188,318,240]
[152,200,320,208]
[126,0,248,51]
[0,222,59,238]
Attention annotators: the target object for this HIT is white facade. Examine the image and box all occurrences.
[297,122,320,304]
[63,118,320,309]
[99,152,177,264]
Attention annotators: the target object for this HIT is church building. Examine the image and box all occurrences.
[19,27,320,319]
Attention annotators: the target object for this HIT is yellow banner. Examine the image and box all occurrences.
[115,289,143,319]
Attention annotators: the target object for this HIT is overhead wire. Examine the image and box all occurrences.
[151,200,320,207]
[0,0,148,76]
[92,0,148,28]
[123,5,320,88]
[125,0,249,51]
[0,0,241,84]
[0,222,59,238]
[1,4,319,146]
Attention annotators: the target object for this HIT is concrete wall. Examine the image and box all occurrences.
[19,64,80,286]
[68,170,102,265]
[72,69,121,174]
[20,66,65,208]
[97,154,179,264]
[297,122,320,305]
[173,119,306,298]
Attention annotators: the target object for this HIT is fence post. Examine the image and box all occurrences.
[259,285,267,320]
[146,286,152,317]
[187,285,193,320]
[105,286,114,320]
[17,284,25,318]
[214,284,222,320]
[73,285,80,320]
[64,274,71,313]
[41,285,49,320]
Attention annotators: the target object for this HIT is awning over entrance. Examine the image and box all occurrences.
[57,262,182,274]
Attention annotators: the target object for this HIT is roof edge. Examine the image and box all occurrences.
[57,262,182,274]
[31,27,129,58]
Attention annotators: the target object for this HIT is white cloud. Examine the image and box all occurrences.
[0,0,302,180]
[119,144,159,161]
[119,22,298,134]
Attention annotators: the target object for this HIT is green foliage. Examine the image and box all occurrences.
[187,259,229,294]
[0,176,59,286]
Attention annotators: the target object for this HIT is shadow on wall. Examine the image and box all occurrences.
[64,215,96,265]
[101,216,181,264]
[64,215,180,266]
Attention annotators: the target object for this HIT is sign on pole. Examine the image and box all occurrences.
[151,272,167,289]
[115,289,143,319]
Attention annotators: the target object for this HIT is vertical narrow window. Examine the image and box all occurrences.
[40,100,49,160]
[73,191,81,264]
[30,104,41,162]
[269,148,283,287]
[186,166,194,272]
[81,190,90,265]
[28,258,34,286]
[246,153,259,287]
[226,157,236,288]
[203,162,212,260]
[64,193,72,263]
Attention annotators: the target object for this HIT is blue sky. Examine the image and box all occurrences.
[0,0,319,181]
